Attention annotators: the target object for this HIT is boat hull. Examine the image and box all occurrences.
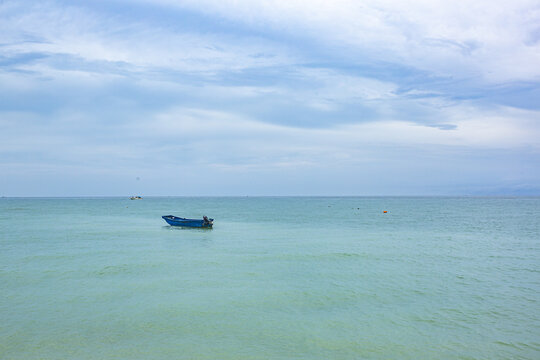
[162,215,213,228]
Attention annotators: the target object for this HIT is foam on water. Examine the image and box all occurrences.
[1,197,539,359]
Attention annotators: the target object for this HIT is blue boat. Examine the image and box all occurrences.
[162,215,214,228]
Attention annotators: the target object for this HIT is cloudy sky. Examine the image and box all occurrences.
[1,0,539,196]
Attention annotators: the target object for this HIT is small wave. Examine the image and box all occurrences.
[241,252,366,264]
[494,340,523,350]
[96,264,132,276]
[94,263,162,276]
[291,253,365,260]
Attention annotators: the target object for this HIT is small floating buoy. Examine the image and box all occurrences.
[383,210,387,213]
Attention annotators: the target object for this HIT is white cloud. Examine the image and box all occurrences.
[1,0,539,195]
[142,0,540,82]
[128,104,540,165]
[0,1,297,79]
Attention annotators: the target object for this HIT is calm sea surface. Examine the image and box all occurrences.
[1,197,539,359]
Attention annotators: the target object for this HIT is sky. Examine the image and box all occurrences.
[1,0,539,196]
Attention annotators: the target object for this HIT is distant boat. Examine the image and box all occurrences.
[130,196,142,200]
[162,215,214,228]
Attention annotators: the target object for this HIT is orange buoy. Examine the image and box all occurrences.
[383,211,387,213]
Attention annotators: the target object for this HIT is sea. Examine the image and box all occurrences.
[1,197,539,359]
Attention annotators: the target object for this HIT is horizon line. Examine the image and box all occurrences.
[2,195,539,199]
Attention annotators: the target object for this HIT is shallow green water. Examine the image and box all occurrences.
[1,197,539,359]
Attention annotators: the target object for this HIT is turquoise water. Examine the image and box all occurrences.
[1,197,539,359]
